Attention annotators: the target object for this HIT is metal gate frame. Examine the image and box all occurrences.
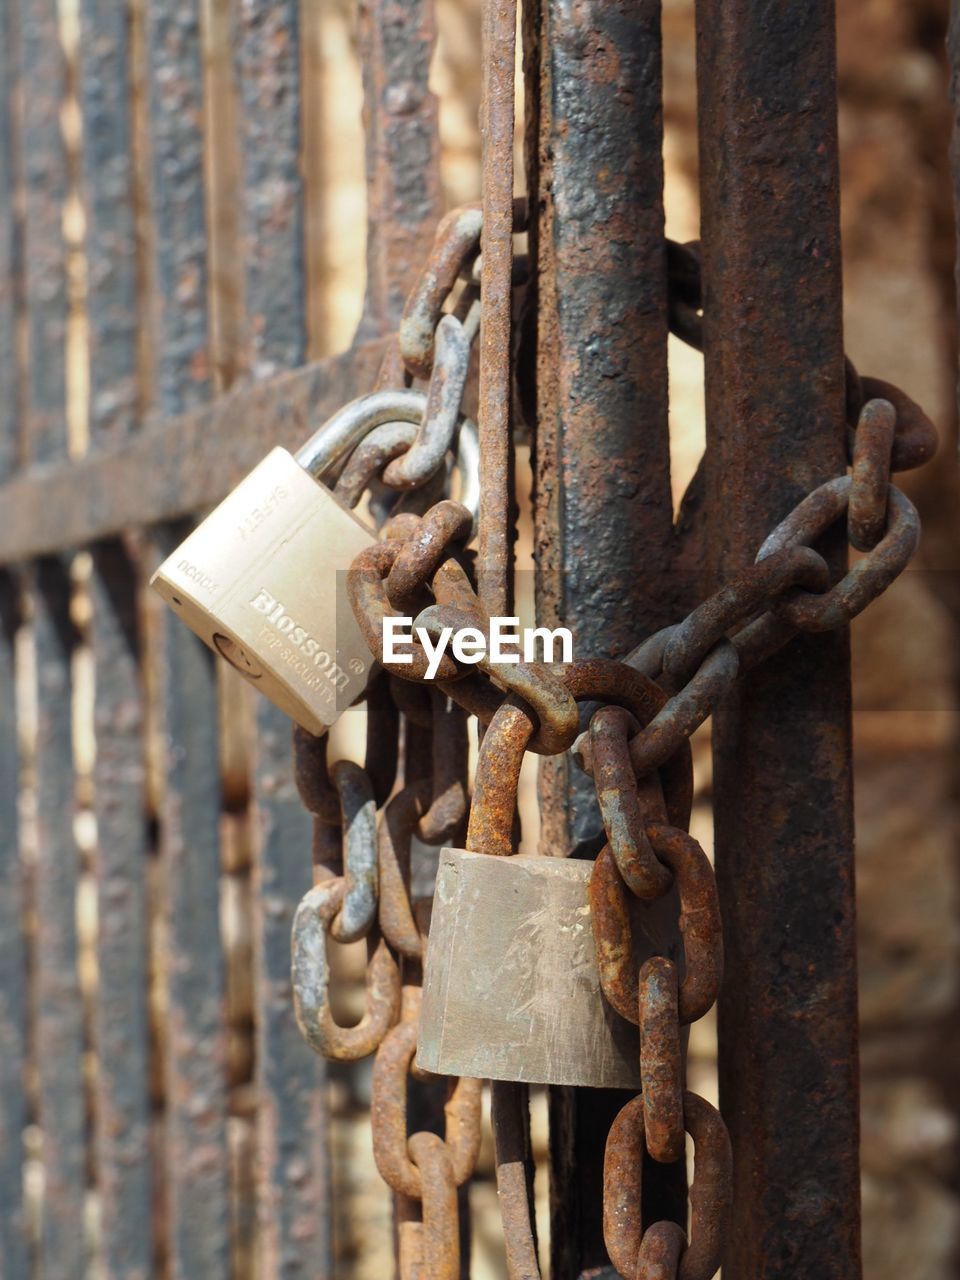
[2,0,948,1276]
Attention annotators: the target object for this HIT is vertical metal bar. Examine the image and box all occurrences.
[249,712,330,1278]
[144,4,231,1276]
[477,0,515,617]
[355,0,443,341]
[695,4,860,1277]
[87,545,153,1280]
[527,0,674,844]
[20,1,88,1272]
[77,6,153,1276]
[0,0,19,476]
[233,0,304,382]
[523,0,677,1272]
[0,18,28,1263]
[231,5,330,1274]
[20,0,68,465]
[0,577,28,1280]
[145,0,212,418]
[32,557,86,1278]
[79,0,139,445]
[951,0,960,388]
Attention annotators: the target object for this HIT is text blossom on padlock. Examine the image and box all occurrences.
[151,447,375,735]
[417,849,680,1089]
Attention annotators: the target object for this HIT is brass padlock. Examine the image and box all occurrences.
[417,677,689,1090]
[151,390,469,736]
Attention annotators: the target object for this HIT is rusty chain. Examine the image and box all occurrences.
[288,205,501,1274]
[287,200,937,1279]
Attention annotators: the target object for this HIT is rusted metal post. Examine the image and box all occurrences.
[231,4,333,1273]
[77,2,153,1274]
[144,4,231,1275]
[696,3,861,1276]
[478,0,516,617]
[20,2,88,1273]
[951,0,960,389]
[0,6,27,1271]
[523,0,680,1271]
[356,0,442,341]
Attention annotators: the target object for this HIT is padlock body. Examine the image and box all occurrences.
[418,848,649,1089]
[151,447,375,735]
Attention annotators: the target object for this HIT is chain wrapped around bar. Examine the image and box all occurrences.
[291,202,938,1278]
[575,697,731,1278]
[290,209,523,1274]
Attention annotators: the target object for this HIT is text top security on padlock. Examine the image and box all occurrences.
[151,390,478,736]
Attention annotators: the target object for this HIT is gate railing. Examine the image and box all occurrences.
[0,2,439,1275]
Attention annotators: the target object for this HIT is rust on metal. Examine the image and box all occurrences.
[378,781,432,959]
[623,642,739,780]
[467,661,693,860]
[385,500,474,611]
[522,0,682,1256]
[590,826,722,1029]
[349,540,461,680]
[293,726,341,825]
[370,1019,482,1199]
[385,312,471,487]
[78,0,154,1267]
[144,4,230,1271]
[635,1220,687,1280]
[335,420,418,508]
[0,0,17,479]
[32,560,87,1278]
[478,0,516,618]
[21,2,88,1269]
[590,706,672,901]
[356,0,443,341]
[0,340,387,565]
[326,760,378,943]
[696,0,861,1271]
[758,476,920,631]
[851,373,938,473]
[89,543,154,1279]
[154,525,231,1279]
[406,1133,461,1280]
[848,399,896,552]
[21,0,67,464]
[604,1093,732,1280]
[419,691,468,843]
[291,878,400,1061]
[659,547,830,688]
[491,1080,541,1280]
[0,577,26,1276]
[399,204,482,377]
[638,959,683,1166]
[232,0,306,380]
[0,7,29,1275]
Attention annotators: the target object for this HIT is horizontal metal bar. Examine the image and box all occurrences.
[0,339,387,563]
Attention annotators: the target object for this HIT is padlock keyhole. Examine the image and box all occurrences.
[213,632,264,679]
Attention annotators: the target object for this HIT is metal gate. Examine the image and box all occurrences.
[0,0,955,1277]
[0,1,414,1274]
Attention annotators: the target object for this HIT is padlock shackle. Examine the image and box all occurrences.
[296,390,480,528]
[296,389,428,481]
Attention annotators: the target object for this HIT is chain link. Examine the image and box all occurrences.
[285,204,938,1279]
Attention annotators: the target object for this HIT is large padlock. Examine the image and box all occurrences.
[151,390,476,736]
[417,666,693,1089]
